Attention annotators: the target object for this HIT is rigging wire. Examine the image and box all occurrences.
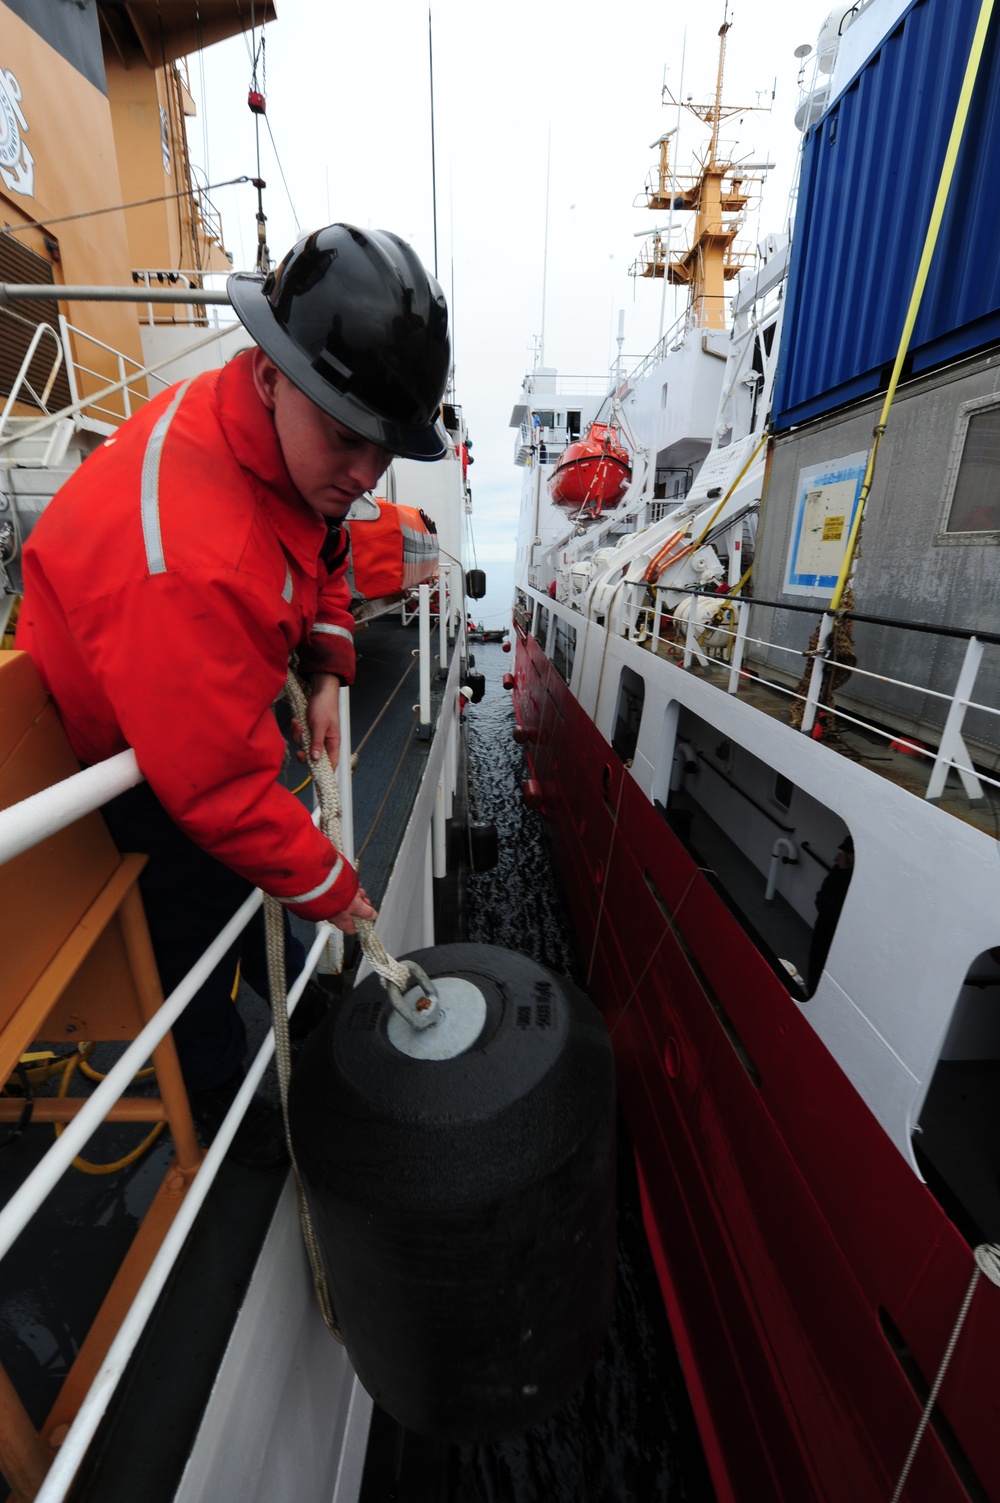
[1,179,255,236]
[153,2,185,270]
[262,110,302,236]
[236,2,300,251]
[239,0,273,271]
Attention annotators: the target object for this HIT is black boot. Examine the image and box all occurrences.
[287,976,338,1047]
[190,1068,288,1170]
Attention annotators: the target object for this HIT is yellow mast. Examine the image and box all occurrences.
[641,16,763,330]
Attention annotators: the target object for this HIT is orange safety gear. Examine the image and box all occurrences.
[16,351,359,922]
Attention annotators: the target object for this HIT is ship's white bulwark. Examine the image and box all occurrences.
[536,587,1000,1174]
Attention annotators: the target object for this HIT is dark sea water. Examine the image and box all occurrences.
[453,643,715,1503]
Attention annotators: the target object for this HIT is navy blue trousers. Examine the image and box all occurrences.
[102,783,304,1091]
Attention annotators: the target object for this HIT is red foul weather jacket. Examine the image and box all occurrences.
[16,350,359,922]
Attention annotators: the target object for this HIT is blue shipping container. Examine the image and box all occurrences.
[772,0,1000,432]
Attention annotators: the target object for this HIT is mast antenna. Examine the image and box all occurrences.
[428,9,439,278]
[540,127,551,367]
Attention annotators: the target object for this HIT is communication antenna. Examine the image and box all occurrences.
[659,29,686,340]
[540,127,551,366]
[428,9,439,277]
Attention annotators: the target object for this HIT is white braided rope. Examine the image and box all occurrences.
[889,1242,1000,1501]
[264,892,340,1337]
[262,668,419,1336]
[282,669,410,992]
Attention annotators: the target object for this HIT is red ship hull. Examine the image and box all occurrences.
[510,618,1000,1503]
[548,422,631,516]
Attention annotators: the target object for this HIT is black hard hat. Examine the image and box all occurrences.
[228,224,450,461]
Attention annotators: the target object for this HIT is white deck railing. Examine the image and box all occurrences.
[0,313,230,447]
[639,586,1000,807]
[0,690,348,1501]
[0,575,462,1501]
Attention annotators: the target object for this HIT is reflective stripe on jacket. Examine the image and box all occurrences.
[16,351,358,921]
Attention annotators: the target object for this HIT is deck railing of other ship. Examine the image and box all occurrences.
[519,372,612,398]
[626,300,734,388]
[641,584,1000,808]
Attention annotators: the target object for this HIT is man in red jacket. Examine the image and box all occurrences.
[16,225,450,1163]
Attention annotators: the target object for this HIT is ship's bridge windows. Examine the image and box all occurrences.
[533,409,555,429]
[551,616,577,685]
[915,946,1000,1243]
[940,396,1000,537]
[612,666,645,765]
[655,706,853,999]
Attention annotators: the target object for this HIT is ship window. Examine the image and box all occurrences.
[534,604,550,649]
[914,945,1000,1242]
[941,399,1000,537]
[773,773,794,809]
[656,706,853,1000]
[551,617,576,684]
[567,410,581,440]
[534,409,555,428]
[612,667,645,764]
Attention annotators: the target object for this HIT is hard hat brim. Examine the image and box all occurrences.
[227,272,449,462]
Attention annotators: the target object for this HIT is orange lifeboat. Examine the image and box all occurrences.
[548,422,631,518]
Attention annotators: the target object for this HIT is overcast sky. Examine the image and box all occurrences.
[190,0,832,572]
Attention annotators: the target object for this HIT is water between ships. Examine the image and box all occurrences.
[401,641,714,1503]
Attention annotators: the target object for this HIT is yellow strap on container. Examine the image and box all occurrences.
[830,0,996,612]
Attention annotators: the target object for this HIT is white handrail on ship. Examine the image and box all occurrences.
[0,319,64,440]
[1,623,458,1499]
[0,750,142,866]
[0,886,262,1265]
[641,595,1000,803]
[0,322,234,452]
[0,742,345,1502]
[32,922,332,1503]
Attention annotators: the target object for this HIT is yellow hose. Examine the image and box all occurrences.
[55,1044,165,1175]
[829,0,996,612]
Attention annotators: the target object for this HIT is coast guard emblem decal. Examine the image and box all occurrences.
[0,69,33,197]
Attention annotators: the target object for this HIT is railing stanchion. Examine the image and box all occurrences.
[800,612,834,736]
[926,635,985,803]
[683,592,699,669]
[418,582,432,738]
[728,600,749,694]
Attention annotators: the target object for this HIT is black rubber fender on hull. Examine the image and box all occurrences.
[288,942,616,1442]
